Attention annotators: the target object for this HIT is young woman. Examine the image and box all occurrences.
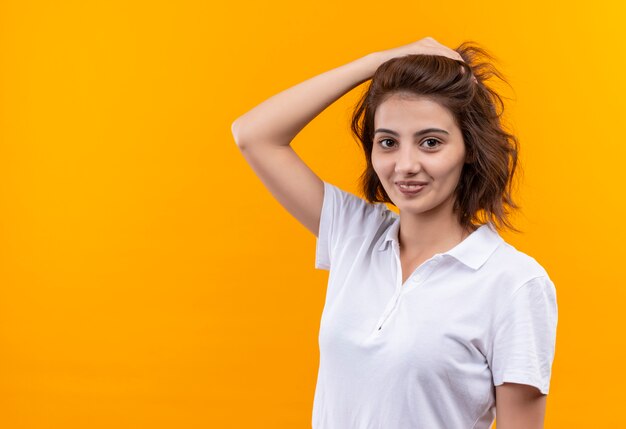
[231,37,558,429]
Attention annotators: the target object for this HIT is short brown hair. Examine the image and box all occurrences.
[350,42,522,233]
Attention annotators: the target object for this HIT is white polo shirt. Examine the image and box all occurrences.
[312,181,558,429]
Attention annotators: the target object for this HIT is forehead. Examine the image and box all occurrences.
[374,94,457,130]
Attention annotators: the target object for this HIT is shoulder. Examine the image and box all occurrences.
[322,181,385,215]
[315,182,392,270]
[488,240,548,283]
[320,181,389,236]
[483,238,555,295]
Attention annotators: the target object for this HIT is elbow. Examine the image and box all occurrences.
[230,116,291,149]
[231,117,246,148]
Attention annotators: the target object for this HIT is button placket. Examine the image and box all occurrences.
[375,292,401,331]
[372,243,403,332]
[406,256,441,289]
[375,252,443,332]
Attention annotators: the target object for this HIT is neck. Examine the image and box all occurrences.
[397,201,475,256]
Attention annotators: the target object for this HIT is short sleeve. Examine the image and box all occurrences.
[315,181,384,271]
[489,276,558,395]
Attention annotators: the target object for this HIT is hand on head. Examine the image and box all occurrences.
[376,37,478,84]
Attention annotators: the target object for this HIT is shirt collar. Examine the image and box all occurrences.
[377,217,504,270]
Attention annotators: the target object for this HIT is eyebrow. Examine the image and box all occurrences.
[373,128,450,137]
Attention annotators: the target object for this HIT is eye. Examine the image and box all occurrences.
[377,138,396,149]
[421,138,441,150]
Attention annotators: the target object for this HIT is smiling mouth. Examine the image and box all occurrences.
[398,184,424,190]
[396,183,427,194]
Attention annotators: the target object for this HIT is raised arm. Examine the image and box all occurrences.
[231,37,465,237]
[230,53,381,236]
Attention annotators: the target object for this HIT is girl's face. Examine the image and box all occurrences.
[371,94,467,218]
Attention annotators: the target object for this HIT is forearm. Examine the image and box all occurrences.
[231,52,382,148]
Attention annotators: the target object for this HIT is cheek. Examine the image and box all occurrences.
[370,154,385,174]
[428,156,464,179]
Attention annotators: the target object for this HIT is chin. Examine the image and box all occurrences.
[400,204,432,214]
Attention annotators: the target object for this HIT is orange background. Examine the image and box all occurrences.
[1,0,624,427]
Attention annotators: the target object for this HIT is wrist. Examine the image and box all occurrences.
[355,52,385,77]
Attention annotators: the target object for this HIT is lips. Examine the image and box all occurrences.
[396,181,428,186]
[396,183,426,194]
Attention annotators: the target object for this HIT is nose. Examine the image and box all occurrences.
[394,144,422,175]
